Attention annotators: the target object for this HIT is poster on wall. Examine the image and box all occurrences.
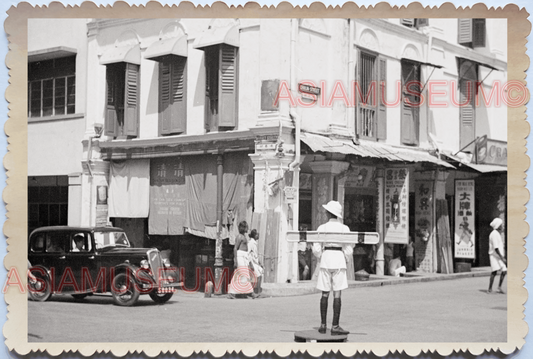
[414,180,434,272]
[454,180,476,259]
[95,184,109,227]
[384,168,409,244]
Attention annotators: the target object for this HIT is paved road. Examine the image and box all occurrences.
[28,276,506,343]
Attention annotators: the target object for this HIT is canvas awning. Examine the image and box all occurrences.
[192,25,239,49]
[100,44,141,65]
[442,153,506,173]
[300,132,455,168]
[145,35,188,61]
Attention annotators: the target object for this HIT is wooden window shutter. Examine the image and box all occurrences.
[159,60,172,135]
[169,57,186,134]
[218,45,237,128]
[104,67,117,137]
[377,57,387,140]
[459,79,476,149]
[401,61,419,146]
[458,19,473,45]
[401,19,415,27]
[124,63,139,137]
[417,19,429,27]
[472,19,486,48]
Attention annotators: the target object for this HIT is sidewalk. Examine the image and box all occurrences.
[260,266,493,297]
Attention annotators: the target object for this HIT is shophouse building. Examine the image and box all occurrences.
[27,17,507,289]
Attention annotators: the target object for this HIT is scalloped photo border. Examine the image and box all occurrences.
[3,1,530,357]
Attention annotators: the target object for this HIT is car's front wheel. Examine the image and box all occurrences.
[149,291,173,304]
[111,272,140,306]
[28,268,52,302]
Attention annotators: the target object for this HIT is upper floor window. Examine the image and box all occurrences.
[458,59,478,149]
[104,62,139,139]
[400,19,429,29]
[355,50,387,141]
[401,59,421,146]
[28,55,76,118]
[203,45,238,133]
[158,56,187,136]
[458,19,486,48]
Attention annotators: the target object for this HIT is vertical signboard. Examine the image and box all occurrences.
[384,168,409,244]
[454,180,475,259]
[414,180,434,272]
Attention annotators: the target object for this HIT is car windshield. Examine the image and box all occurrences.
[94,231,131,249]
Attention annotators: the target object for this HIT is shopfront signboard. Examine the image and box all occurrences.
[454,179,476,259]
[414,180,434,272]
[384,168,409,244]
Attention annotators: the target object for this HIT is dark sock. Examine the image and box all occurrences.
[320,296,328,325]
[333,298,341,327]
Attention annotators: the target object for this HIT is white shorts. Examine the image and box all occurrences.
[316,268,348,292]
[490,254,507,272]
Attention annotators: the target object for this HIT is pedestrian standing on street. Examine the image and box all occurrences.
[312,200,353,335]
[228,221,254,299]
[406,237,414,272]
[248,228,263,298]
[488,218,507,294]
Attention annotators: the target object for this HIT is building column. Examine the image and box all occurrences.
[374,168,385,276]
[78,136,110,227]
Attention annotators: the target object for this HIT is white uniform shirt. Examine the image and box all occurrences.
[489,230,505,256]
[312,219,353,269]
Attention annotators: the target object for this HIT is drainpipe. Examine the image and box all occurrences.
[288,18,300,283]
[347,19,355,133]
[215,153,224,294]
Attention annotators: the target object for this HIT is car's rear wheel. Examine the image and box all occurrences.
[149,291,173,304]
[28,268,52,302]
[111,272,140,306]
[71,293,89,300]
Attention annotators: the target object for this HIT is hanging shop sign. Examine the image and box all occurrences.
[384,168,409,244]
[284,186,297,203]
[477,139,507,166]
[414,180,434,272]
[454,179,476,259]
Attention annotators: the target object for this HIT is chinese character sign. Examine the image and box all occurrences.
[414,180,434,272]
[384,168,409,244]
[454,180,475,259]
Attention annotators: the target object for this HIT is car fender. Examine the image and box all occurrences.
[112,263,156,293]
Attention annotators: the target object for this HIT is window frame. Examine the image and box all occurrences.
[355,48,387,141]
[400,59,421,146]
[104,62,140,139]
[458,18,486,48]
[158,55,187,136]
[203,44,239,133]
[28,56,76,118]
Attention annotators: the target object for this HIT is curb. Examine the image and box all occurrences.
[261,268,493,297]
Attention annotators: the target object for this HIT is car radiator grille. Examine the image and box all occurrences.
[147,249,163,286]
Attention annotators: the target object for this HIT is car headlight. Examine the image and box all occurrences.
[140,259,149,269]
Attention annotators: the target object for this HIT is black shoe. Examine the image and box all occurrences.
[318,324,327,334]
[331,325,349,335]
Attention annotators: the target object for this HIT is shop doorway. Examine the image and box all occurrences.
[344,188,377,273]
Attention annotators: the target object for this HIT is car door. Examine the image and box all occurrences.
[57,232,97,294]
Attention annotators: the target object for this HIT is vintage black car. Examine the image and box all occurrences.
[28,226,181,306]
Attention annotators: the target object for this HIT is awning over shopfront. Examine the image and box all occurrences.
[442,153,507,173]
[192,25,240,49]
[100,44,141,65]
[300,132,455,168]
[144,35,188,60]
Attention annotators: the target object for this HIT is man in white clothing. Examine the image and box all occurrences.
[488,218,507,294]
[312,200,353,335]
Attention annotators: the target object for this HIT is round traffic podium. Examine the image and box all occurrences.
[294,329,348,343]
